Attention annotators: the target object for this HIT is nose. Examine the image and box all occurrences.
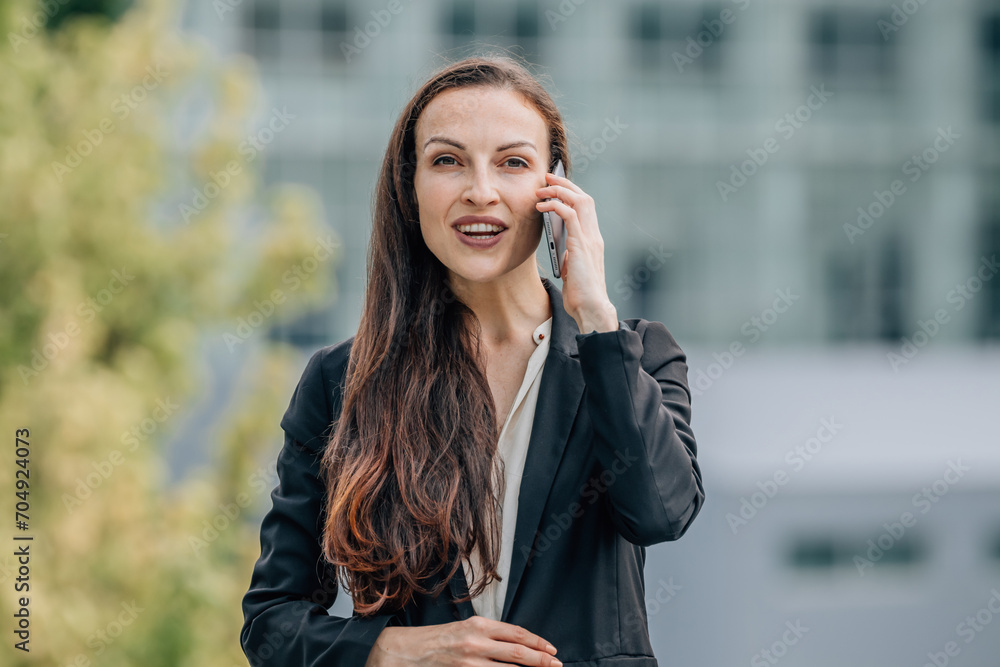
[462,163,500,208]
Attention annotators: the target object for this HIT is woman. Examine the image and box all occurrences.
[241,55,704,667]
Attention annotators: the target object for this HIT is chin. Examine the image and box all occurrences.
[451,268,504,284]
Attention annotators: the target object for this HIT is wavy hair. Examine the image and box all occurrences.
[319,54,572,615]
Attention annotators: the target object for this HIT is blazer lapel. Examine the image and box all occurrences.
[498,278,586,622]
[446,542,477,620]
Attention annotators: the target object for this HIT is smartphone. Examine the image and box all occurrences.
[541,159,566,278]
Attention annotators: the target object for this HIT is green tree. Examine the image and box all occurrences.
[0,0,341,664]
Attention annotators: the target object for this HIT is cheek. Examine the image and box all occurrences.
[412,172,426,209]
[518,193,542,226]
[414,175,450,217]
[500,182,531,213]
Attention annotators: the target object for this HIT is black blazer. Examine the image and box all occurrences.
[241,277,704,666]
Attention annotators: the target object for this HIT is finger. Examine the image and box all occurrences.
[482,619,560,660]
[536,192,601,241]
[544,170,585,195]
[536,199,583,239]
[535,183,578,204]
[482,642,563,667]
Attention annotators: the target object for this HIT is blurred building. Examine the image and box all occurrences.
[179,0,1000,349]
[653,346,1000,666]
[177,0,1000,663]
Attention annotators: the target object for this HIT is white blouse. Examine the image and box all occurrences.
[461,315,553,621]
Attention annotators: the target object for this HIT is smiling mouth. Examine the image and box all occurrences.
[455,223,506,238]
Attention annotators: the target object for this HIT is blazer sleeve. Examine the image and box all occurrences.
[240,347,398,666]
[575,319,705,546]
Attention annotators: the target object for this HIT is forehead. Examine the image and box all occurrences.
[415,86,547,146]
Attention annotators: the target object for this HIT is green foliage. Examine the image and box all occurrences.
[0,0,341,664]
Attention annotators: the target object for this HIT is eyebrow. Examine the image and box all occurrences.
[422,135,536,153]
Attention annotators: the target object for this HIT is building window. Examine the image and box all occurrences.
[514,1,540,40]
[436,1,542,62]
[808,9,895,91]
[511,1,541,60]
[978,209,1000,339]
[812,167,911,342]
[243,0,280,60]
[877,232,907,341]
[320,0,351,63]
[619,245,670,319]
[627,3,727,75]
[981,13,1000,123]
[442,0,476,49]
[823,235,909,342]
[787,537,837,570]
[825,253,870,340]
[238,0,352,64]
[269,304,339,349]
[823,236,910,342]
[786,531,926,573]
[628,3,662,70]
[630,5,662,41]
[249,0,279,30]
[989,527,1000,563]
[320,1,348,33]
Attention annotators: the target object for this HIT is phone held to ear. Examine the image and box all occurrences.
[541,159,567,278]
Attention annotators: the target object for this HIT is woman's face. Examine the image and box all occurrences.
[413,86,551,287]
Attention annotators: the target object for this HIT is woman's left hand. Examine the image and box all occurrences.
[536,171,619,334]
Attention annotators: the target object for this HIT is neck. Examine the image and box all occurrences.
[447,264,552,347]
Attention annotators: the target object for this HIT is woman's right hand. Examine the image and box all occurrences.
[364,616,562,666]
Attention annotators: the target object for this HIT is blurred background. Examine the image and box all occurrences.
[2,0,999,665]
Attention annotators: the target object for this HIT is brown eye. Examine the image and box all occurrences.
[432,156,457,166]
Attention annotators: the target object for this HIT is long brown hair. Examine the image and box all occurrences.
[319,54,572,616]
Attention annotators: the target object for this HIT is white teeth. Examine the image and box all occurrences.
[456,223,505,233]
